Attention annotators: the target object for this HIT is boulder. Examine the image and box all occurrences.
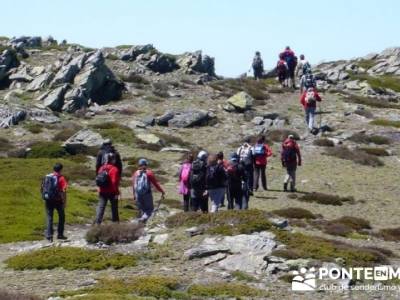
[203,253,228,266]
[9,36,42,48]
[43,84,70,111]
[218,251,269,274]
[168,110,210,128]
[152,233,168,245]
[184,244,231,259]
[62,88,88,113]
[252,116,264,125]
[137,133,163,146]
[0,49,19,82]
[8,67,33,82]
[27,72,54,91]
[226,92,254,112]
[177,51,216,76]
[63,129,104,154]
[120,44,155,61]
[0,110,26,128]
[51,53,87,87]
[156,111,175,126]
[146,53,179,74]
[28,109,60,124]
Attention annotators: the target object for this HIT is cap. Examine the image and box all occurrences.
[103,138,112,145]
[197,150,208,160]
[138,158,148,166]
[288,134,294,139]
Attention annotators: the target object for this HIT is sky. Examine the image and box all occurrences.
[1,0,399,77]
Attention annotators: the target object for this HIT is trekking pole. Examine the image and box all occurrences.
[318,102,323,130]
[147,194,165,222]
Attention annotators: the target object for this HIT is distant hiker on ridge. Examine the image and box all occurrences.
[296,54,311,88]
[276,53,288,87]
[252,51,264,80]
[300,87,322,133]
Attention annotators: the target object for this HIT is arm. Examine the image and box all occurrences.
[115,152,123,176]
[59,176,68,206]
[109,168,120,195]
[296,144,302,166]
[148,171,165,194]
[265,145,273,157]
[315,90,322,102]
[300,93,306,107]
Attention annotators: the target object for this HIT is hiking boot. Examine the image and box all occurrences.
[290,188,297,193]
[283,183,288,192]
[57,235,68,240]
[249,191,254,196]
[46,237,53,242]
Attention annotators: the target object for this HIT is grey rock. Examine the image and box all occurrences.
[51,53,87,87]
[142,116,155,126]
[63,129,104,154]
[9,68,33,82]
[0,49,19,82]
[9,36,42,48]
[218,252,269,274]
[226,91,254,112]
[27,72,54,91]
[168,110,210,128]
[184,244,231,260]
[160,147,190,153]
[152,233,169,245]
[185,226,204,237]
[273,118,286,128]
[120,44,155,61]
[285,258,311,270]
[146,53,179,74]
[43,84,70,111]
[29,109,60,124]
[269,218,288,229]
[203,253,228,266]
[62,87,88,113]
[177,51,216,76]
[156,111,175,126]
[0,110,26,128]
[252,116,264,125]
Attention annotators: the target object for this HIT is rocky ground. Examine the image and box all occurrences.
[0,36,400,299]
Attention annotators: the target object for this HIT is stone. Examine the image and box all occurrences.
[160,147,190,153]
[0,49,19,82]
[203,253,228,266]
[269,218,288,229]
[156,111,175,126]
[285,258,311,270]
[152,233,168,245]
[27,72,54,91]
[185,226,204,237]
[63,129,104,154]
[184,244,231,260]
[252,116,264,125]
[62,87,88,113]
[273,119,286,128]
[226,91,254,112]
[146,53,179,73]
[43,84,69,111]
[177,51,216,76]
[0,110,26,128]
[141,116,155,126]
[120,44,155,61]
[9,68,33,82]
[137,133,163,146]
[29,109,60,124]
[218,252,268,274]
[168,110,210,128]
[51,53,87,87]
[345,80,362,90]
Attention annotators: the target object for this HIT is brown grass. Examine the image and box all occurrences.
[359,147,389,156]
[324,146,384,167]
[376,228,400,241]
[313,138,335,147]
[299,192,354,206]
[0,290,40,300]
[271,207,317,219]
[86,223,144,245]
[348,133,391,145]
[266,129,300,143]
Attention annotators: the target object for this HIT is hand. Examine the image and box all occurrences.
[161,192,166,199]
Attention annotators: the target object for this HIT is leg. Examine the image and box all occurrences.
[309,107,315,129]
[284,168,291,191]
[183,194,190,212]
[45,203,54,240]
[95,194,108,225]
[261,165,267,190]
[234,190,243,210]
[55,204,65,238]
[290,169,297,192]
[200,194,208,213]
[253,166,260,191]
[305,108,310,129]
[227,188,234,210]
[110,196,120,223]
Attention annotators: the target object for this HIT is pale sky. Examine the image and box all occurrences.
[1,0,399,76]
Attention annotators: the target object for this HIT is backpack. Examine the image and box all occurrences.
[100,146,114,166]
[252,57,263,70]
[227,163,241,183]
[304,74,315,89]
[180,163,191,185]
[41,174,59,202]
[285,55,295,69]
[135,170,150,196]
[254,143,265,157]
[302,62,311,74]
[190,159,206,190]
[238,146,253,168]
[282,142,297,163]
[277,60,287,74]
[96,167,110,187]
[305,90,316,105]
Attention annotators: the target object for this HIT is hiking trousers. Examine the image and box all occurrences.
[136,192,154,222]
[227,188,243,210]
[191,189,208,213]
[45,201,65,239]
[254,165,267,190]
[253,68,263,80]
[208,187,225,213]
[284,167,297,191]
[305,107,316,130]
[183,194,191,212]
[95,193,119,224]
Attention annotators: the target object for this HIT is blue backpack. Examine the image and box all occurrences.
[41,174,59,202]
[254,144,265,156]
[135,170,150,196]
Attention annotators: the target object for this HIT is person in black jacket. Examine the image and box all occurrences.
[189,151,208,213]
[95,139,123,176]
[206,153,227,213]
[226,153,247,210]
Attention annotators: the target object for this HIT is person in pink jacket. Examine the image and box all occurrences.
[178,153,194,212]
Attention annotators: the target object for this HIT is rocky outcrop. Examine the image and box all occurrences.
[63,129,104,154]
[168,109,211,128]
[224,91,254,112]
[120,44,155,61]
[146,53,179,74]
[0,49,19,83]
[177,51,216,76]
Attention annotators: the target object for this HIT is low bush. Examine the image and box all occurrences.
[91,122,136,145]
[324,146,384,167]
[266,129,300,143]
[313,138,335,147]
[351,74,400,93]
[119,73,150,85]
[370,119,400,128]
[348,133,391,145]
[344,95,400,109]
[27,141,67,158]
[6,247,137,271]
[86,223,144,245]
[299,192,354,206]
[166,210,271,235]
[53,127,82,141]
[24,123,44,134]
[376,227,400,241]
[322,223,353,237]
[0,290,39,300]
[271,207,317,219]
[359,147,389,156]
[231,270,258,282]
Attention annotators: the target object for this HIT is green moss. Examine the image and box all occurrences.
[6,247,136,270]
[166,210,272,235]
[370,119,400,128]
[272,207,317,219]
[143,95,164,102]
[324,146,384,167]
[231,270,258,282]
[188,282,265,298]
[27,141,67,158]
[299,192,354,206]
[350,74,400,92]
[359,147,389,156]
[24,122,44,134]
[356,59,376,70]
[274,230,389,267]
[91,122,136,145]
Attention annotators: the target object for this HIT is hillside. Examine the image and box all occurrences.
[0,36,400,299]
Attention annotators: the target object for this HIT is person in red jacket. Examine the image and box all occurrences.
[253,136,273,191]
[280,46,297,88]
[300,87,322,132]
[281,135,302,192]
[133,158,165,223]
[95,153,121,224]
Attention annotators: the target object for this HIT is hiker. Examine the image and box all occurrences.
[300,87,322,132]
[95,153,121,224]
[41,163,68,242]
[253,136,273,191]
[226,153,247,209]
[133,158,165,222]
[206,154,227,213]
[190,151,209,213]
[281,46,297,88]
[237,138,254,196]
[281,135,302,192]
[276,54,288,87]
[252,51,264,80]
[216,151,229,207]
[296,54,311,80]
[95,139,123,176]
[178,153,194,212]
[299,69,316,94]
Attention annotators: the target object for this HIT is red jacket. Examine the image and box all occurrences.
[254,144,273,166]
[281,139,302,168]
[133,169,165,194]
[281,49,295,59]
[300,88,322,109]
[98,164,120,195]
[53,172,68,191]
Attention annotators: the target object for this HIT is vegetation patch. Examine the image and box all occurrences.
[209,78,270,100]
[166,210,271,235]
[356,59,376,70]
[86,223,144,245]
[231,270,258,282]
[376,227,400,241]
[348,132,391,145]
[274,230,390,266]
[370,119,400,128]
[359,147,389,156]
[314,216,371,237]
[0,137,12,152]
[24,122,44,134]
[188,282,265,298]
[343,94,400,109]
[27,141,67,158]
[5,247,136,270]
[266,129,300,143]
[91,122,136,145]
[119,73,149,85]
[313,138,335,147]
[162,198,183,209]
[299,192,354,206]
[324,146,384,167]
[53,127,82,141]
[350,74,400,93]
[0,290,39,300]
[271,207,317,219]
[143,95,164,103]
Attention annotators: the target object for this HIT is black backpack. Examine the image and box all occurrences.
[41,174,59,202]
[282,145,297,163]
[96,168,110,187]
[206,164,225,187]
[190,159,206,190]
[252,57,263,70]
[304,74,315,89]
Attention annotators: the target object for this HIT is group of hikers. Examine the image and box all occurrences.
[252,47,322,133]
[40,134,302,241]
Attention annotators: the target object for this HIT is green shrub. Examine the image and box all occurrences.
[359,147,389,156]
[313,138,335,147]
[86,223,143,245]
[271,207,317,219]
[348,133,391,145]
[299,192,354,206]
[53,127,81,141]
[376,227,400,241]
[24,123,44,134]
[116,45,132,49]
[0,290,39,300]
[266,129,300,142]
[91,122,136,145]
[27,141,67,158]
[5,247,137,270]
[231,271,258,282]
[166,210,271,235]
[370,119,400,128]
[324,146,384,167]
[188,282,265,298]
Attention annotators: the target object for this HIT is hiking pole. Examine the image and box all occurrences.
[318,101,323,130]
[147,194,165,223]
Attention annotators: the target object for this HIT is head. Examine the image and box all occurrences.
[288,134,295,140]
[106,153,116,165]
[207,154,217,166]
[197,150,208,161]
[53,163,63,173]
[307,87,314,93]
[279,53,284,59]
[300,54,305,60]
[185,152,194,163]
[103,139,112,146]
[216,151,224,161]
[286,46,290,50]
[230,152,239,163]
[138,158,148,169]
[255,51,260,56]
[244,137,251,145]
[257,135,265,144]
